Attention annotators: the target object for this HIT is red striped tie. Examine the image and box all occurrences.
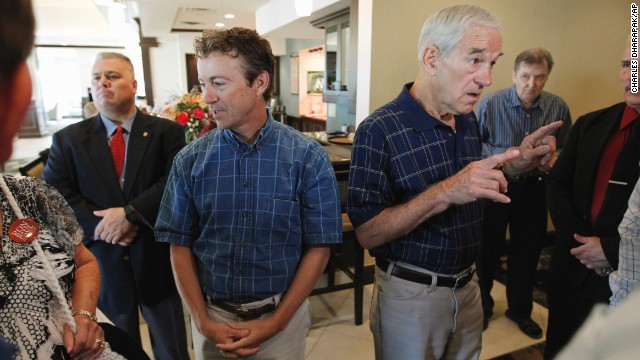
[110,126,125,177]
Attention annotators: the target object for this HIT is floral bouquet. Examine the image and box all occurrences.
[160,92,213,143]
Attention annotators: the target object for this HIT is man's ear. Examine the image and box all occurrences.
[421,46,440,75]
[253,70,270,98]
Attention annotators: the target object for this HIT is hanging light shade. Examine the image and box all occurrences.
[295,0,313,17]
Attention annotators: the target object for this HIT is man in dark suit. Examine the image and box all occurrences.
[545,38,640,359]
[43,52,189,360]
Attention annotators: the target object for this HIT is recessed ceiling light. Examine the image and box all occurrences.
[224,14,235,19]
[215,23,225,27]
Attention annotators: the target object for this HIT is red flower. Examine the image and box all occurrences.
[193,108,206,119]
[176,111,190,125]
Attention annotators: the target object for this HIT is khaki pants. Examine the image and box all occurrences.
[370,265,483,360]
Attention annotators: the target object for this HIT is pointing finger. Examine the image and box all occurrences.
[526,121,563,144]
[479,149,520,169]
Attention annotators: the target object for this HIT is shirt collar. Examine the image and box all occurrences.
[223,109,274,151]
[620,104,640,130]
[396,82,474,133]
[507,85,543,110]
[101,110,137,136]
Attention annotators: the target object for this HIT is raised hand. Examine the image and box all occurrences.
[506,120,563,175]
[441,149,521,205]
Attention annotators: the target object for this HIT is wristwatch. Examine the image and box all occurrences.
[72,310,97,322]
[124,204,141,225]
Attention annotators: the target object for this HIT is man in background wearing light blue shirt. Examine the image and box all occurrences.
[475,47,572,337]
[155,28,342,360]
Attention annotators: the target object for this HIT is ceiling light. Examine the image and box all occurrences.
[295,0,313,17]
[215,22,225,27]
[224,14,235,19]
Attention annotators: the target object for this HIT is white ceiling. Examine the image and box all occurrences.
[32,0,349,45]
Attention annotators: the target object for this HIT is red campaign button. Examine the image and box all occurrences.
[8,218,39,244]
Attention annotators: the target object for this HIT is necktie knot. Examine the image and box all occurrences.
[110,126,126,178]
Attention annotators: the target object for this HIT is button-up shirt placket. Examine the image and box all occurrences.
[234,146,254,300]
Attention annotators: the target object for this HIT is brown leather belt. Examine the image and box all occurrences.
[209,297,277,320]
[376,258,474,288]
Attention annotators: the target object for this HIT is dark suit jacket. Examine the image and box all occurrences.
[43,111,186,315]
[547,102,640,288]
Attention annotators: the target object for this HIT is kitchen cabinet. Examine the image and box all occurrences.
[312,9,355,109]
[284,116,326,132]
[302,117,326,132]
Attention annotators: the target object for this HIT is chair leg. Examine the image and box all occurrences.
[354,239,364,325]
[327,247,336,287]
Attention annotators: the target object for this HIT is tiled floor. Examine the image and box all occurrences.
[305,275,546,360]
[8,122,547,359]
[137,273,547,360]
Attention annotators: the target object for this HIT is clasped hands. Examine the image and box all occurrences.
[441,120,563,205]
[93,207,138,246]
[201,317,282,358]
[570,234,613,276]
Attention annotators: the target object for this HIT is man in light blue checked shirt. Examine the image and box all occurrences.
[155,28,342,360]
[475,47,572,338]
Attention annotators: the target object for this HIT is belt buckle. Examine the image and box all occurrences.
[236,307,251,317]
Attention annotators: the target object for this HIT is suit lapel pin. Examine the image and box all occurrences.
[143,131,149,137]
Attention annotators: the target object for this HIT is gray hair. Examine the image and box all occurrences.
[95,52,135,78]
[417,4,501,63]
[514,47,554,72]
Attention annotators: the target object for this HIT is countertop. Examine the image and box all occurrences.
[303,132,352,167]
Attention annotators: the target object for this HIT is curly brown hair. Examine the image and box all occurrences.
[194,27,275,102]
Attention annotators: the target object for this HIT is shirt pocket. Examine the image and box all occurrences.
[259,197,301,235]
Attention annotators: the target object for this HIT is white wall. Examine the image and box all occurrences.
[369,0,631,120]
[149,32,285,106]
[149,33,199,107]
[355,0,372,126]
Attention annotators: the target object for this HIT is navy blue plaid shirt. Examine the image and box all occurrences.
[347,83,483,275]
[155,116,342,303]
[476,85,572,162]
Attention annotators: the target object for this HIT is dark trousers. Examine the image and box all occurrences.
[477,176,547,319]
[108,292,190,360]
[544,262,611,359]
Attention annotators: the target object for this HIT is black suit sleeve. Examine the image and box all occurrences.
[127,120,186,227]
[546,116,593,250]
[43,130,101,244]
